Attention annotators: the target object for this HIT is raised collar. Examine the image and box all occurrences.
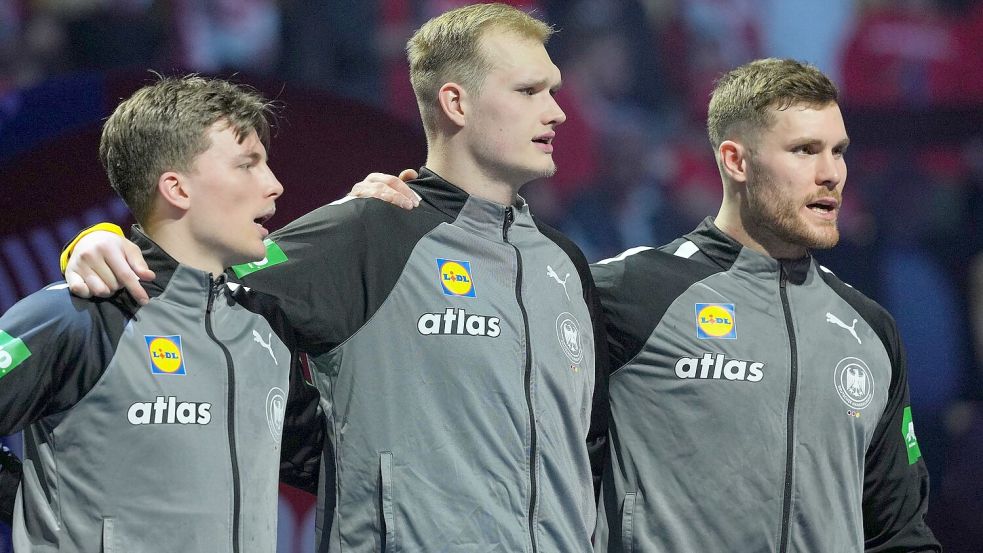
[685,217,812,284]
[411,167,536,241]
[129,226,226,308]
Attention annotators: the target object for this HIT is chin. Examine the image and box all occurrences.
[796,224,840,251]
[530,161,557,180]
[239,245,268,264]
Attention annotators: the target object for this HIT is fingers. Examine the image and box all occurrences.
[349,173,420,210]
[65,269,93,298]
[392,171,422,207]
[77,248,122,298]
[119,242,154,305]
[397,168,419,182]
[64,231,152,302]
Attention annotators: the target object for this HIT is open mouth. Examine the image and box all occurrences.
[806,198,839,216]
[532,132,555,145]
[254,211,274,226]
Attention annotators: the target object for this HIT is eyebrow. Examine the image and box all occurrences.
[518,78,563,91]
[237,152,264,163]
[788,137,851,148]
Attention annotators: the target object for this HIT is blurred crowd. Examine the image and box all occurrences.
[1,0,982,548]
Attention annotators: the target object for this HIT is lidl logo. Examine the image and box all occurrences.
[696,303,736,339]
[231,239,288,278]
[437,258,476,298]
[0,330,31,380]
[145,335,187,375]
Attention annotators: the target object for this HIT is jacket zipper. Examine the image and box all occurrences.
[503,207,539,553]
[778,265,798,553]
[206,276,241,553]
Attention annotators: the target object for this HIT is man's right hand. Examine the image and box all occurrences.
[348,169,420,207]
[65,232,155,304]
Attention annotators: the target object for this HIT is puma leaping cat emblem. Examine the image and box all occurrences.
[547,265,570,301]
[826,312,861,345]
[252,330,278,365]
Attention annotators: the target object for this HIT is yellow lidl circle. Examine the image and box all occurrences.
[697,304,735,338]
[439,260,474,297]
[149,337,183,373]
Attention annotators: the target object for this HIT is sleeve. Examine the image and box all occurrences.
[278,354,324,494]
[0,444,21,524]
[590,260,637,370]
[0,286,108,435]
[583,272,611,499]
[862,320,941,552]
[232,203,370,355]
[233,284,327,495]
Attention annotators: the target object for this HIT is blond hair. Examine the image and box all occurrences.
[100,75,273,223]
[707,58,838,150]
[406,3,553,138]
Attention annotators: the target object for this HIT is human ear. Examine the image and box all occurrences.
[157,172,191,211]
[719,140,749,184]
[436,82,467,128]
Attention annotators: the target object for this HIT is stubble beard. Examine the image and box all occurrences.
[744,167,840,254]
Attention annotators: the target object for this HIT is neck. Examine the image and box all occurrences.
[714,201,807,260]
[144,219,226,276]
[425,144,521,206]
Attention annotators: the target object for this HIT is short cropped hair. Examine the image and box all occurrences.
[99,75,273,223]
[707,58,838,150]
[406,2,553,138]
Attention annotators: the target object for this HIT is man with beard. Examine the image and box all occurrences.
[590,58,939,552]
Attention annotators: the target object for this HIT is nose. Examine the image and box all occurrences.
[266,166,284,199]
[546,94,566,127]
[816,151,843,189]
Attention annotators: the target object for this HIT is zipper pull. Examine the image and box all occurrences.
[206,273,219,313]
[503,206,515,240]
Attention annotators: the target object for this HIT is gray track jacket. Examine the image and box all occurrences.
[235,169,610,552]
[591,218,938,552]
[0,230,320,552]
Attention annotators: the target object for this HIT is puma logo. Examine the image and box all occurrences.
[252,330,278,365]
[826,312,861,345]
[546,265,570,302]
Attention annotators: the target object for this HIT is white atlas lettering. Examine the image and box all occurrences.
[417,308,501,338]
[127,396,212,425]
[674,353,765,382]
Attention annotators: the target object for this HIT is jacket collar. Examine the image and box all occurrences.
[411,167,535,241]
[685,217,812,284]
[129,226,225,307]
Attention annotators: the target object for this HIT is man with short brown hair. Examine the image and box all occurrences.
[592,58,939,552]
[0,75,322,552]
